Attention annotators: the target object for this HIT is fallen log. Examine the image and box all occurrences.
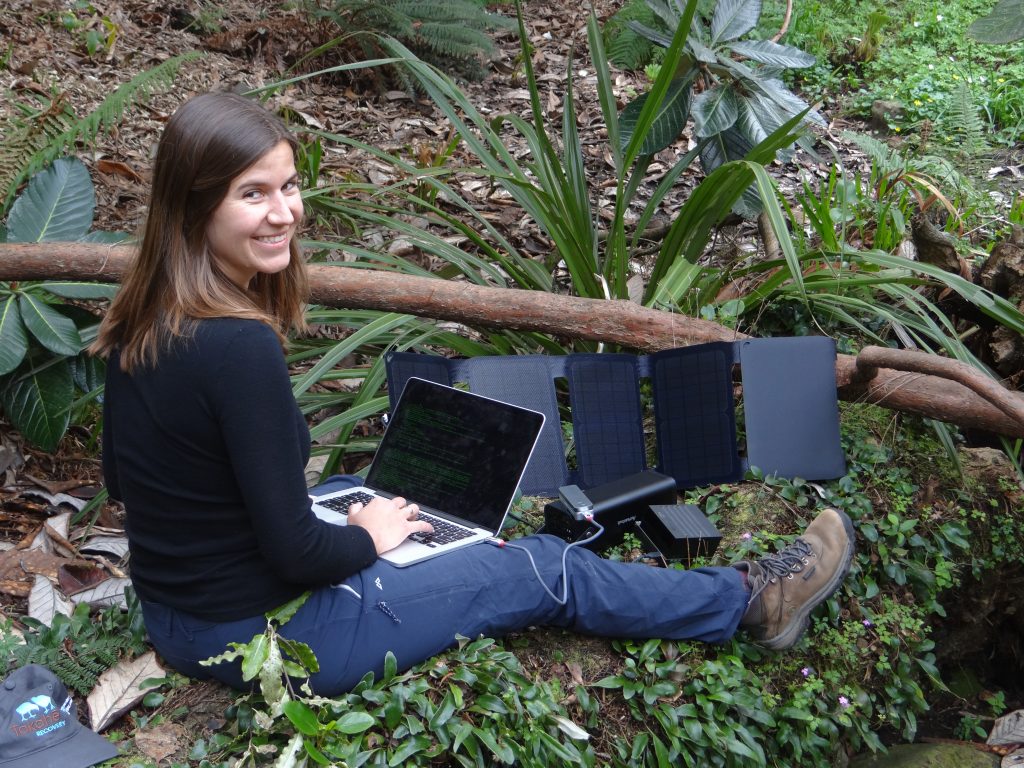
[2,242,1023,438]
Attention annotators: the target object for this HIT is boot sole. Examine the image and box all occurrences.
[760,509,856,651]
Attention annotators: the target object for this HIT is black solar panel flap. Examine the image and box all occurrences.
[384,352,455,411]
[459,356,570,497]
[739,337,846,480]
[566,354,647,489]
[651,343,741,488]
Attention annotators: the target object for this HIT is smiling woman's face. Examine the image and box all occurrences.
[205,140,303,288]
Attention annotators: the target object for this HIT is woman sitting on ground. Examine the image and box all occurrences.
[91,91,856,696]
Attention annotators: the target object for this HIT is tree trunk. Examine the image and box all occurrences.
[2,242,1022,438]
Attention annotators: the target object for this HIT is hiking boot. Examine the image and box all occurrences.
[736,507,855,651]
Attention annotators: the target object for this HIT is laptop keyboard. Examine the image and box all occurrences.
[318,492,375,511]
[316,493,476,548]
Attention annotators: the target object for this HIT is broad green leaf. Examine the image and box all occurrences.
[277,638,320,674]
[752,77,825,126]
[257,639,286,706]
[729,39,816,68]
[692,85,739,138]
[700,126,754,174]
[68,352,104,394]
[969,0,1024,43]
[711,0,762,43]
[619,78,692,155]
[0,353,73,451]
[621,0,698,166]
[646,0,683,31]
[383,650,398,684]
[626,19,673,47]
[80,229,132,243]
[7,158,95,242]
[282,700,321,736]
[472,693,509,714]
[40,282,120,300]
[388,734,432,766]
[473,727,514,764]
[266,590,311,625]
[335,711,376,734]
[0,296,28,375]
[240,634,270,682]
[17,293,81,356]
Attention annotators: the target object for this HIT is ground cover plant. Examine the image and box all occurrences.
[757,0,1024,146]
[13,405,1014,767]
[0,0,1023,765]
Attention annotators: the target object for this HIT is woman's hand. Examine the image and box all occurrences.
[346,496,434,555]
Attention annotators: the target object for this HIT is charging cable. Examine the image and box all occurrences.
[489,513,605,606]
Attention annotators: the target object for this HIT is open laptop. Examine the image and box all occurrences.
[310,377,546,567]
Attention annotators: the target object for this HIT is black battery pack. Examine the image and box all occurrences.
[539,470,677,552]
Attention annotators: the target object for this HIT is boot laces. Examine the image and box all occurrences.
[748,538,813,602]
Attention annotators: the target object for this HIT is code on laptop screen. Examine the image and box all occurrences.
[366,378,545,531]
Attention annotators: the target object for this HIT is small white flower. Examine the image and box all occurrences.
[913,21,921,27]
[928,64,934,70]
[967,77,973,84]
[936,13,944,21]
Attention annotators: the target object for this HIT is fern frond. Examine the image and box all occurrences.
[607,27,656,69]
[941,81,989,182]
[842,130,903,174]
[1,52,203,214]
[604,0,660,69]
[309,0,510,82]
[414,23,496,58]
[0,92,77,214]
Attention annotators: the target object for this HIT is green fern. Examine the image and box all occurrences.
[7,593,149,695]
[0,52,202,214]
[603,0,660,69]
[842,129,979,213]
[306,0,514,82]
[941,81,990,183]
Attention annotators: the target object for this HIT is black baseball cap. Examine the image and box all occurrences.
[0,664,118,768]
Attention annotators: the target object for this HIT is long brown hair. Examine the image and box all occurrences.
[91,92,308,371]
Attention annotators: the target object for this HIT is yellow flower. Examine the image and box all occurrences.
[894,126,901,132]
[998,77,1006,83]
[913,99,923,106]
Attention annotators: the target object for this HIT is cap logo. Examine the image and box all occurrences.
[9,694,69,738]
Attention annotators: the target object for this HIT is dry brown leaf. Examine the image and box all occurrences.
[4,548,75,582]
[88,652,167,732]
[79,535,130,560]
[134,722,187,763]
[991,710,1024,746]
[28,573,73,626]
[58,562,109,594]
[96,158,144,183]
[70,576,131,609]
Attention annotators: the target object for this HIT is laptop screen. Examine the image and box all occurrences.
[365,377,545,533]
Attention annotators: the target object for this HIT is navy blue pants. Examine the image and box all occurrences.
[141,476,749,696]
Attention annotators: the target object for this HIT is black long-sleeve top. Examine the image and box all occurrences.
[102,317,377,620]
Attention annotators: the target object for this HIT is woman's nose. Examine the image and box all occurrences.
[267,193,295,224]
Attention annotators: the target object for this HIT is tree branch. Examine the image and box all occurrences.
[2,242,1022,437]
